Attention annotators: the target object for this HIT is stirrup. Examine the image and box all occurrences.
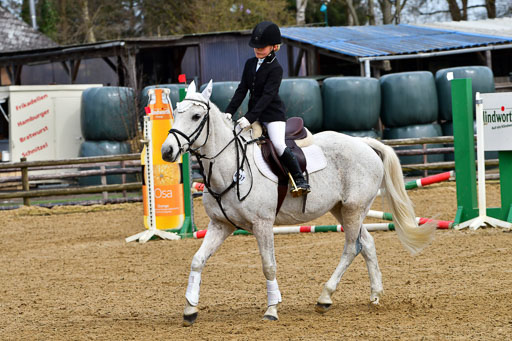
[288,173,311,197]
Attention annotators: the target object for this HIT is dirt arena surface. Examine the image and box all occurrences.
[1,181,511,340]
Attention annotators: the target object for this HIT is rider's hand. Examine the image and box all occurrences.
[225,112,233,121]
[237,117,250,130]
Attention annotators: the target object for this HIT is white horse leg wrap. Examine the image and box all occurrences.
[266,279,282,306]
[185,270,202,306]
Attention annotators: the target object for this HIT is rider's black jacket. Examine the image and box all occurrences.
[225,51,286,124]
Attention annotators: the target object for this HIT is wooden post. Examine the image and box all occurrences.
[100,165,108,202]
[121,161,127,198]
[20,157,30,206]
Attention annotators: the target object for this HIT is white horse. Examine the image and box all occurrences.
[161,80,435,326]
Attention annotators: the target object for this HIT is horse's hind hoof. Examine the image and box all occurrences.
[315,303,331,314]
[183,312,198,327]
[263,314,278,321]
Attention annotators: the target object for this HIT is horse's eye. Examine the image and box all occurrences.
[192,114,201,121]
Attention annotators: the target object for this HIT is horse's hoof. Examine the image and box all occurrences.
[182,312,198,327]
[315,303,331,314]
[262,314,278,321]
[370,290,382,305]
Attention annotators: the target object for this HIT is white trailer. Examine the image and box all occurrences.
[0,84,102,163]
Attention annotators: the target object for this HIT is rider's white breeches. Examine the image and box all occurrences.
[264,121,287,156]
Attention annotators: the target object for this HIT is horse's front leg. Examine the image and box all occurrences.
[183,220,234,327]
[253,221,282,321]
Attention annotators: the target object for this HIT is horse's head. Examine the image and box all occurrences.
[161,80,214,162]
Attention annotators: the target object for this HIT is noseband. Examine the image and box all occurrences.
[166,97,262,229]
[167,98,211,156]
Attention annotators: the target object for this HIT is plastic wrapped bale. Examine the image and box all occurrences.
[279,79,323,133]
[380,71,438,127]
[436,66,495,122]
[78,140,135,186]
[383,123,444,174]
[339,130,380,139]
[81,87,137,141]
[200,81,249,121]
[441,121,498,162]
[323,77,380,132]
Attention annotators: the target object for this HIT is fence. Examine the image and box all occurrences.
[0,136,499,206]
[0,154,141,206]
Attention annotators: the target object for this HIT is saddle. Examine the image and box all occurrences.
[259,117,309,215]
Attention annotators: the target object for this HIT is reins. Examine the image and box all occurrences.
[168,98,262,229]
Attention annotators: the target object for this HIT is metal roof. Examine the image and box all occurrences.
[419,17,512,38]
[281,24,512,60]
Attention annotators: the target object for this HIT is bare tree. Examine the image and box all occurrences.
[377,0,407,24]
[346,0,360,25]
[367,0,376,25]
[378,0,393,24]
[296,0,308,25]
[485,0,496,18]
[82,0,96,43]
[446,0,467,21]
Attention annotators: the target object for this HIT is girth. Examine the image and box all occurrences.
[260,117,308,215]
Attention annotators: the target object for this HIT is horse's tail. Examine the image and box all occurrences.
[361,137,435,255]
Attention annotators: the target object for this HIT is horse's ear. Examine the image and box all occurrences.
[201,80,213,101]
[186,80,196,96]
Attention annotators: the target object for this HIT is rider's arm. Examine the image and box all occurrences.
[244,64,282,124]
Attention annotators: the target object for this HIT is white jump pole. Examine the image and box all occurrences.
[455,92,511,230]
[126,116,180,243]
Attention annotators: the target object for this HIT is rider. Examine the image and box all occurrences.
[225,21,310,195]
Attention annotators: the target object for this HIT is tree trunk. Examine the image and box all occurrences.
[367,0,375,25]
[379,0,393,24]
[485,0,496,18]
[346,0,360,26]
[461,0,468,20]
[58,0,68,43]
[296,0,307,25]
[394,0,401,24]
[82,0,96,43]
[446,0,462,21]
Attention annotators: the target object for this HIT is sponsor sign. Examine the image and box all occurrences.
[482,92,512,151]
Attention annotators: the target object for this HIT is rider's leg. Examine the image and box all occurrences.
[265,121,310,194]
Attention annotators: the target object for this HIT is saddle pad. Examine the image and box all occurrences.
[253,143,327,183]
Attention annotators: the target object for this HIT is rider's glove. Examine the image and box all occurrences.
[225,112,233,121]
[237,117,250,130]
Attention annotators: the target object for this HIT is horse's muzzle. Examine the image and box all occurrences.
[161,145,178,163]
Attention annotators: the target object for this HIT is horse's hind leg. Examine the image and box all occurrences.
[316,204,366,313]
[183,221,234,326]
[253,222,282,321]
[360,226,383,304]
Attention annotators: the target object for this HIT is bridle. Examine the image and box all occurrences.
[167,98,262,228]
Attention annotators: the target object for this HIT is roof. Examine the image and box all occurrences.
[281,24,512,60]
[0,6,58,52]
[418,17,512,38]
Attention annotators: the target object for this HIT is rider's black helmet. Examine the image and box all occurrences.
[249,21,281,48]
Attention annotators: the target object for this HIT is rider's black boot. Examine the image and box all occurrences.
[279,147,311,197]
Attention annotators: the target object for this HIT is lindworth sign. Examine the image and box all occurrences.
[482,92,512,151]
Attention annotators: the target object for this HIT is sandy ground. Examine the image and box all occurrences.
[1,181,512,340]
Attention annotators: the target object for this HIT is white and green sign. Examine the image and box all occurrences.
[482,92,512,151]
